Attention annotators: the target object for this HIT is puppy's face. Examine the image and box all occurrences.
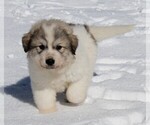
[22,20,78,70]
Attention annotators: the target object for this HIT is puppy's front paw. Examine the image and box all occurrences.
[39,106,57,114]
[66,86,87,104]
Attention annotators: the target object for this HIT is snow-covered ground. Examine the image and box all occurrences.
[1,0,149,125]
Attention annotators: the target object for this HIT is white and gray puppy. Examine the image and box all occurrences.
[22,19,133,113]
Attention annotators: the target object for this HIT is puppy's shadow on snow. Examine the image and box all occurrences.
[3,77,36,106]
[2,77,68,107]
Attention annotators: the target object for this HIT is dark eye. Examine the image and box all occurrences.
[39,45,45,50]
[56,45,62,51]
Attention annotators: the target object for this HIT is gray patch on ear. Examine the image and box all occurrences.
[68,34,78,55]
[22,32,32,53]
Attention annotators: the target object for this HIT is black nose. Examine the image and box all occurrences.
[46,58,55,66]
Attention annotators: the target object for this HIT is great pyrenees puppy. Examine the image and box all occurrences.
[22,19,133,113]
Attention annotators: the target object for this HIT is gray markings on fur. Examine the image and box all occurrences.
[84,25,97,44]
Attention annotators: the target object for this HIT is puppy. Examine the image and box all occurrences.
[22,19,133,113]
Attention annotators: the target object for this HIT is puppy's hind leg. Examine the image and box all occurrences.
[66,77,89,105]
[32,83,57,114]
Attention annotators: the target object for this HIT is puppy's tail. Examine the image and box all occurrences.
[88,25,134,41]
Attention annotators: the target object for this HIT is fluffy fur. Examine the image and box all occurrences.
[22,19,133,113]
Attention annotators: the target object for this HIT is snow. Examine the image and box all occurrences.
[7,54,14,59]
[1,0,149,125]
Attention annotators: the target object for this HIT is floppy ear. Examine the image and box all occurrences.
[68,34,78,55]
[22,32,32,53]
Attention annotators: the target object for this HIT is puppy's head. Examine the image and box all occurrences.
[22,19,78,70]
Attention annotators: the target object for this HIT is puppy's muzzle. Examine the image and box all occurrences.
[46,58,55,66]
